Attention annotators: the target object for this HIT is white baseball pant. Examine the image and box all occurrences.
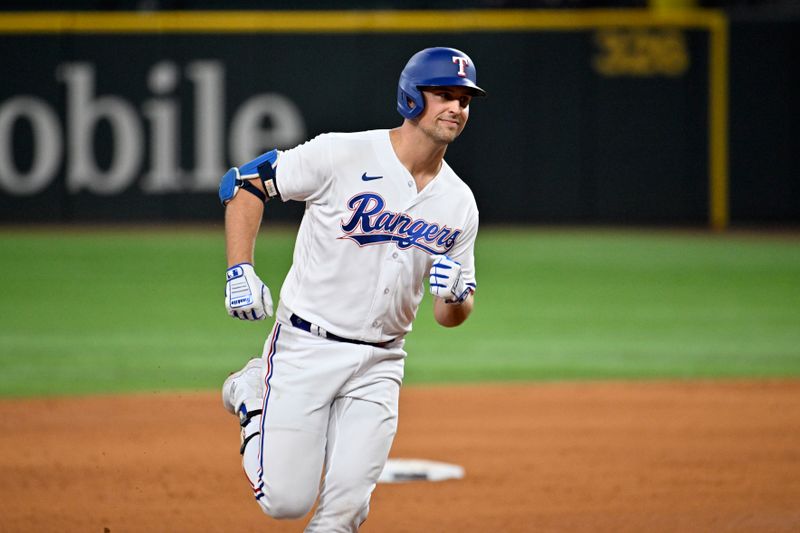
[242,319,405,532]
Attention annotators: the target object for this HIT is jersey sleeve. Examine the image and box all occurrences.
[448,204,479,292]
[274,134,334,203]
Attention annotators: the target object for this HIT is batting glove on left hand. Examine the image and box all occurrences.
[225,263,273,320]
[429,254,472,304]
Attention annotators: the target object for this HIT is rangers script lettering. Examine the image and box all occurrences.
[340,192,462,254]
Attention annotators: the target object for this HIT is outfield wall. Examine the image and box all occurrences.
[0,10,796,226]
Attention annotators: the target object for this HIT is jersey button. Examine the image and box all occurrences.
[407,180,413,187]
[392,252,398,259]
[372,320,380,328]
[383,288,390,295]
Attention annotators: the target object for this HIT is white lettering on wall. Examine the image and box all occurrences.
[186,61,225,191]
[59,63,144,194]
[0,60,307,196]
[0,96,62,195]
[142,61,182,192]
[229,94,306,165]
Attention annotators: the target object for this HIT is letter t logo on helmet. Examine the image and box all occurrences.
[396,47,487,120]
[452,56,469,78]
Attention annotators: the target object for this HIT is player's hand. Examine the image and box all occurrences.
[225,263,273,320]
[429,255,471,304]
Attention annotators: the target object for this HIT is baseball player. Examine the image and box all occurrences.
[219,47,484,532]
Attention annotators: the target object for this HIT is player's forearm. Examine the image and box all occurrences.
[225,188,265,267]
[433,293,474,327]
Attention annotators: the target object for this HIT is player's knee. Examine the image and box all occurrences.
[257,492,316,520]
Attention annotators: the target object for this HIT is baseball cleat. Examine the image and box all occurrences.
[221,357,265,415]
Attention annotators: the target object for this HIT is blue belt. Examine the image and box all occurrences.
[289,314,395,348]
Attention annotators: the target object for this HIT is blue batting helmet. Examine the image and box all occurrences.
[397,47,487,120]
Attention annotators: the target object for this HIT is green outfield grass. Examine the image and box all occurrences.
[0,226,799,397]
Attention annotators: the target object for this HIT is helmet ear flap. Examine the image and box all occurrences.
[397,84,424,120]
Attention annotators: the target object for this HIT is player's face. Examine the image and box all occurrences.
[417,87,472,144]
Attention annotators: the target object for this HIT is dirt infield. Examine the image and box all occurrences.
[1,381,799,532]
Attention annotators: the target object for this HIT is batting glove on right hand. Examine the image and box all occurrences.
[429,255,472,304]
[225,263,273,320]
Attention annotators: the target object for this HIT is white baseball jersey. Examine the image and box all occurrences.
[272,129,479,342]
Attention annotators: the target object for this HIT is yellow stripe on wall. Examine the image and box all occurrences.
[0,9,724,33]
